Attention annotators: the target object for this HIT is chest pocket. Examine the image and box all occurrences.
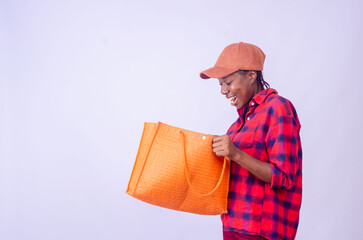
[232,125,257,150]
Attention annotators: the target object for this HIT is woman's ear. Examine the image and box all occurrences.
[248,71,257,85]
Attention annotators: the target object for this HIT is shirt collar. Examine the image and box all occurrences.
[253,88,278,105]
[237,88,278,116]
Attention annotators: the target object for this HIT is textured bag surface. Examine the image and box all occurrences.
[126,122,230,215]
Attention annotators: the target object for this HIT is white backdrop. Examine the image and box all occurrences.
[1,0,363,239]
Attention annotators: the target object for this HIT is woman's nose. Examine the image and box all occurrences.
[221,85,229,95]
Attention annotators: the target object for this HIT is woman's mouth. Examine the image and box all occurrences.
[228,96,238,106]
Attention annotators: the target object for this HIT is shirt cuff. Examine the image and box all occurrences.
[269,162,294,190]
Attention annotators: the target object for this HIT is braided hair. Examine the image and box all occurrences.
[238,70,270,90]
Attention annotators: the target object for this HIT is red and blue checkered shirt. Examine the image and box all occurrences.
[222,88,302,240]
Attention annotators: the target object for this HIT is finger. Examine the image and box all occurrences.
[213,146,226,154]
[214,137,231,146]
[212,141,225,148]
[212,136,221,143]
[214,150,227,157]
[212,135,225,143]
[213,150,223,157]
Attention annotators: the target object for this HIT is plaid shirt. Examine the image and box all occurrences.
[222,88,302,240]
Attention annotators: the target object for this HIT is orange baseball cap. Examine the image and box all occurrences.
[200,42,266,79]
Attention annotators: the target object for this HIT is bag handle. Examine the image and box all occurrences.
[134,122,161,192]
[179,131,227,197]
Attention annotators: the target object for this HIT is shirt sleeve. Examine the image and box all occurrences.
[265,114,301,190]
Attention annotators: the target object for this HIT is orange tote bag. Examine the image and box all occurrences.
[126,122,230,215]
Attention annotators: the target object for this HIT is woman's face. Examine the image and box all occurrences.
[218,71,258,109]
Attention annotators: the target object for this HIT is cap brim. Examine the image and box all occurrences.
[200,66,239,79]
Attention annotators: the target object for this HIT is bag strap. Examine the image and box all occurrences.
[179,131,227,197]
[134,122,161,192]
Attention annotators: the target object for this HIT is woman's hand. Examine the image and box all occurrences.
[212,135,239,160]
[213,135,272,184]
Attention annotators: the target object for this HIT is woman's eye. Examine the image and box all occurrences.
[226,82,232,86]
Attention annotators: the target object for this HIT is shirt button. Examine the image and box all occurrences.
[247,117,250,121]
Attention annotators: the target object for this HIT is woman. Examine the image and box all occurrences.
[200,42,302,240]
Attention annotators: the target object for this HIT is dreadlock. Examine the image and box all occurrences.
[238,70,270,90]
